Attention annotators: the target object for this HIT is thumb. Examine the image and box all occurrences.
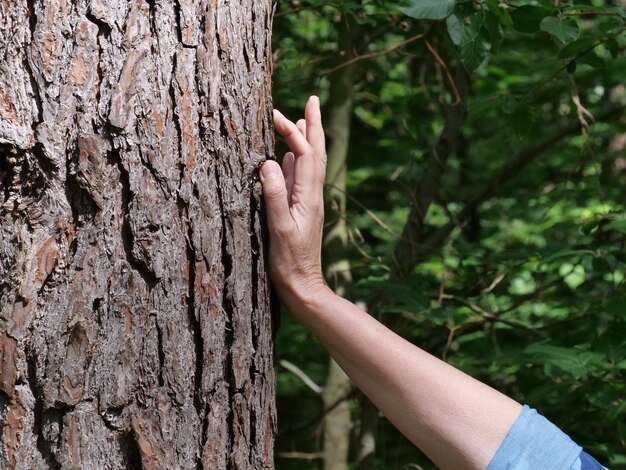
[260,161,291,233]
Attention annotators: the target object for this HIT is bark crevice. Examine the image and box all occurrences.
[64,150,98,238]
[119,429,143,470]
[113,146,159,289]
[185,217,204,417]
[25,0,43,126]
[214,164,236,464]
[153,314,165,388]
[26,345,61,470]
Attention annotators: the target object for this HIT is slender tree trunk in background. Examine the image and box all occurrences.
[393,67,470,277]
[320,15,358,470]
[355,397,377,469]
[0,1,276,469]
[356,67,471,470]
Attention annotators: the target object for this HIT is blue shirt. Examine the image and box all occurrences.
[487,405,608,470]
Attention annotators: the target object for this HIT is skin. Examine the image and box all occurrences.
[259,96,523,470]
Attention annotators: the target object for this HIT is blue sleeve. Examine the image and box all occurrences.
[487,405,609,470]
[578,451,609,470]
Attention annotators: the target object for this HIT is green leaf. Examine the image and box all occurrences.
[581,219,601,235]
[606,38,620,59]
[598,16,626,33]
[606,5,626,18]
[536,0,557,9]
[510,5,549,33]
[399,0,455,20]
[525,344,607,380]
[562,264,586,289]
[604,220,626,234]
[542,248,596,263]
[578,52,606,69]
[509,271,537,295]
[605,295,626,316]
[565,5,610,14]
[447,11,490,70]
[460,37,489,70]
[595,330,626,364]
[484,10,504,53]
[540,16,579,43]
[484,0,513,28]
[609,400,626,422]
[558,37,596,59]
[446,13,465,46]
[357,277,429,314]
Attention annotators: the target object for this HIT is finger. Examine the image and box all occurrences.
[296,119,307,137]
[273,109,312,157]
[260,161,292,234]
[274,108,317,197]
[304,96,327,190]
[282,152,295,201]
[305,96,326,163]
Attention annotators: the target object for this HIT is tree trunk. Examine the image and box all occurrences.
[0,1,276,469]
[320,14,358,470]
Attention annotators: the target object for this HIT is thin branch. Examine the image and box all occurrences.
[420,103,626,258]
[439,294,545,337]
[279,359,322,395]
[275,2,335,18]
[480,272,507,295]
[347,225,386,265]
[425,39,462,105]
[280,389,356,435]
[327,31,427,74]
[570,77,595,135]
[562,11,622,16]
[442,325,459,362]
[536,26,626,92]
[276,451,322,460]
[325,182,420,246]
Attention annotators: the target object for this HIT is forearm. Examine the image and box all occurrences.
[283,286,522,470]
[263,97,606,470]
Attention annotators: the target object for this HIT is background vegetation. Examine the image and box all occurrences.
[271,1,626,468]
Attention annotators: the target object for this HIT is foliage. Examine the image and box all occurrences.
[273,0,626,468]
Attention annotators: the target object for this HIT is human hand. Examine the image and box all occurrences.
[260,96,328,304]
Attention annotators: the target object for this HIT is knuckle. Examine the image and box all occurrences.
[264,185,286,201]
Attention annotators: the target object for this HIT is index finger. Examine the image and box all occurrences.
[273,109,312,157]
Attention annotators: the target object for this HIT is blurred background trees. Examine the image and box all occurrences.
[271,0,626,468]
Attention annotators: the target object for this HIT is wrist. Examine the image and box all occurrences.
[276,276,333,314]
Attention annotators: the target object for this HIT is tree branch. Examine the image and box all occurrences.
[392,67,471,277]
[326,31,427,75]
[276,451,322,460]
[438,294,545,337]
[419,103,626,257]
[279,359,322,395]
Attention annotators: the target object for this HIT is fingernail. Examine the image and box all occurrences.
[310,95,319,105]
[260,161,280,180]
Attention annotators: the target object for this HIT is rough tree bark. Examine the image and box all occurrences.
[0,0,276,469]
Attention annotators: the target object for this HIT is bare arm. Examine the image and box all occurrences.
[259,96,522,470]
